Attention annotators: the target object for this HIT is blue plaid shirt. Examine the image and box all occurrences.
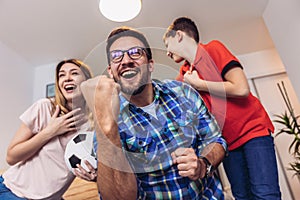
[114,80,227,199]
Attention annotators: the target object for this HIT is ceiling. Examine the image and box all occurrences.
[0,0,274,71]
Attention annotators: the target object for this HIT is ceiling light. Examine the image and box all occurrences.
[99,0,142,22]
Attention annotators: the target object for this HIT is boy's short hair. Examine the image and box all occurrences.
[163,17,200,43]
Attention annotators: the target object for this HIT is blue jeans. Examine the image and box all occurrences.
[0,176,26,200]
[223,135,281,200]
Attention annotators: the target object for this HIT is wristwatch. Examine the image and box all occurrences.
[199,155,214,177]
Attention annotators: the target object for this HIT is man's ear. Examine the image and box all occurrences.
[148,59,154,73]
[107,65,113,78]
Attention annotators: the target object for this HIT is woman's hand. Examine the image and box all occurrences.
[74,160,97,182]
[44,105,86,137]
[6,106,86,165]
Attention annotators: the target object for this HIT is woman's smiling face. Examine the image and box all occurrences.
[58,63,87,103]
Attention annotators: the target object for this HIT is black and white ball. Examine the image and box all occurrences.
[64,131,97,174]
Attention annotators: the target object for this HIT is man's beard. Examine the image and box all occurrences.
[114,76,148,96]
[121,83,146,96]
[114,68,149,96]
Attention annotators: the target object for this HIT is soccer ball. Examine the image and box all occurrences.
[64,131,97,174]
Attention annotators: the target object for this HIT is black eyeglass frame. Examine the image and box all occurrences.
[109,46,147,64]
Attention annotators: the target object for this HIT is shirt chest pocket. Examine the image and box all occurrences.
[166,114,197,148]
[123,130,158,156]
[122,133,165,172]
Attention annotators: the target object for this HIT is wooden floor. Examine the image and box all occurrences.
[63,177,99,200]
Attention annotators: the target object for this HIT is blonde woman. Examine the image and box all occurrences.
[0,59,95,200]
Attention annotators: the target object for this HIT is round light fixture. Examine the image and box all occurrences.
[99,0,141,22]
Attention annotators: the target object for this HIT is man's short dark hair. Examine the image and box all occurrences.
[106,26,152,65]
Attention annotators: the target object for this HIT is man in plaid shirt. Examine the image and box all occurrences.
[81,26,227,200]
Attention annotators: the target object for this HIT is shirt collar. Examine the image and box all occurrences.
[119,80,172,112]
[193,43,204,67]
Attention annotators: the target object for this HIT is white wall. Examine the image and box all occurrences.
[263,0,300,101]
[0,41,34,170]
[238,48,285,78]
[32,63,56,102]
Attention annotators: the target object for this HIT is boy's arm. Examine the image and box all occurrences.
[184,67,250,98]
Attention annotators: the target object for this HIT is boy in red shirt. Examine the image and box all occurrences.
[163,17,281,200]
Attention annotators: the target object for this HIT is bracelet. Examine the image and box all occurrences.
[199,155,213,177]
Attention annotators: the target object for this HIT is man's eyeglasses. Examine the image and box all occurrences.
[109,46,146,64]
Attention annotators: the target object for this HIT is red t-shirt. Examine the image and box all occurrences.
[176,40,274,150]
